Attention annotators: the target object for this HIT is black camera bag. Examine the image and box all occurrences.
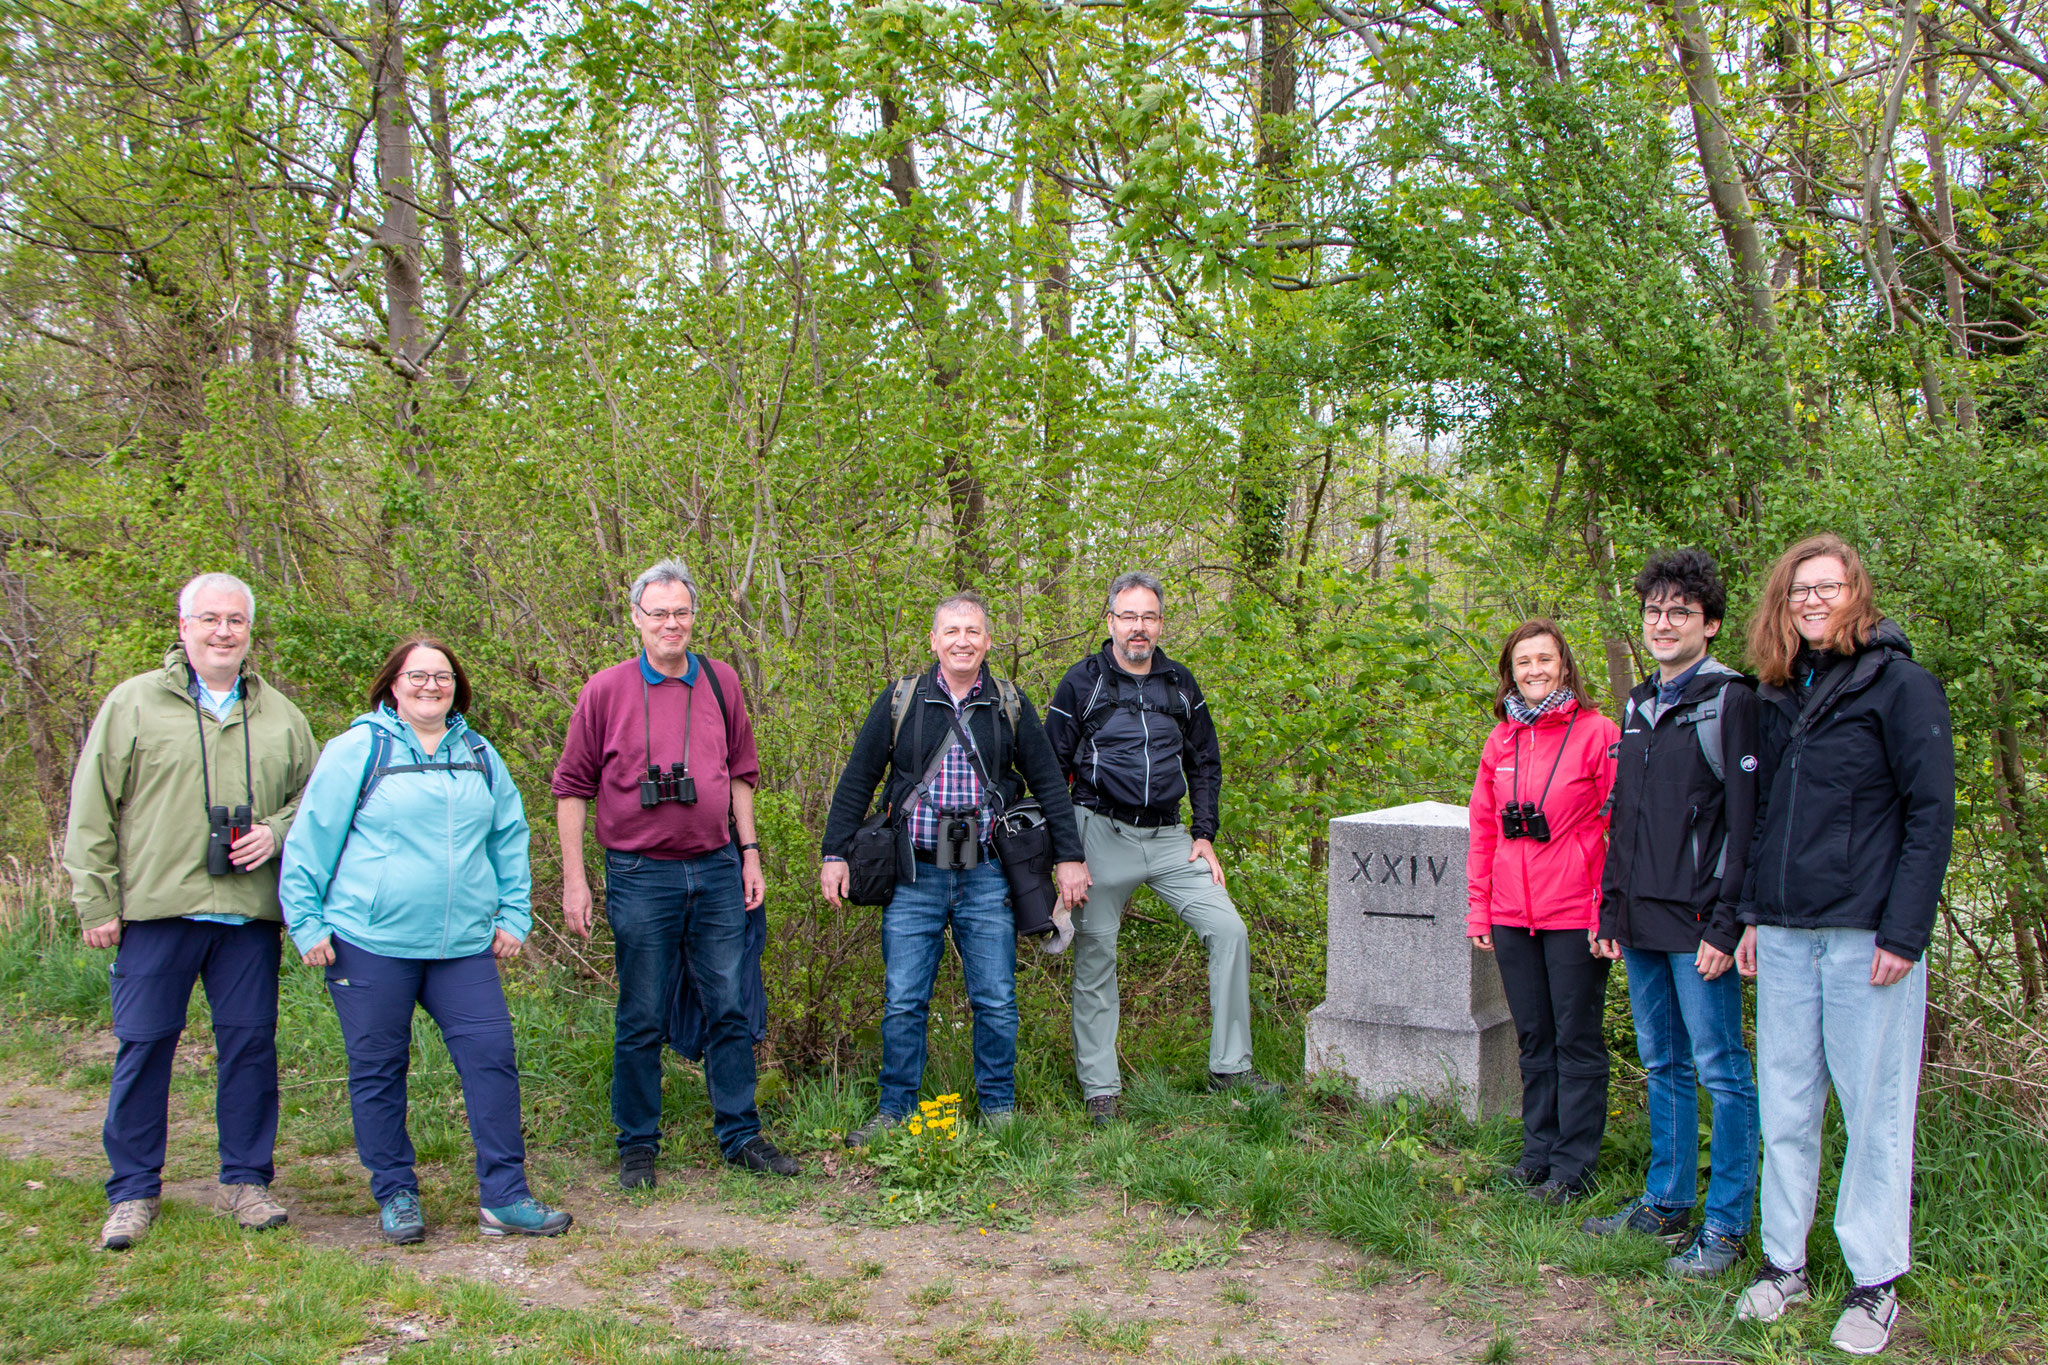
[844,809,899,906]
[992,800,1059,936]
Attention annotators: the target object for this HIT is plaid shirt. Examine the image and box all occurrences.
[909,671,995,851]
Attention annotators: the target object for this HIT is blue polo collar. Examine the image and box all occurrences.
[639,651,700,686]
[1656,656,1707,706]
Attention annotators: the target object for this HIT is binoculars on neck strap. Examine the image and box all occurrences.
[207,804,255,876]
[640,763,697,808]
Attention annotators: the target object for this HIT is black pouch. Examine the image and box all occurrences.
[992,799,1059,936]
[845,808,898,907]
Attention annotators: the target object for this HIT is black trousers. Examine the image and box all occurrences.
[1493,926,1611,1185]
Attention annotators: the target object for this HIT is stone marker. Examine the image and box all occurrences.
[1304,799,1516,1119]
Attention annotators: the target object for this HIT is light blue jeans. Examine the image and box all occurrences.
[1755,926,1926,1285]
[1622,947,1759,1236]
[877,860,1017,1117]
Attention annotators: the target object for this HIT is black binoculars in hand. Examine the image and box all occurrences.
[640,763,697,808]
[1499,801,1552,843]
[207,804,255,876]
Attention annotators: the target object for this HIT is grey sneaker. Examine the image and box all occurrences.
[1830,1281,1899,1356]
[216,1182,289,1230]
[843,1110,905,1149]
[1208,1068,1283,1096]
[1665,1227,1744,1278]
[1735,1260,1811,1322]
[1580,1195,1691,1243]
[101,1197,160,1250]
[980,1107,1018,1133]
[1086,1095,1119,1127]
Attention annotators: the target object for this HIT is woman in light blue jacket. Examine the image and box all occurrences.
[280,635,569,1244]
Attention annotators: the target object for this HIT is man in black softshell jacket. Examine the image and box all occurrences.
[1584,550,1761,1279]
[1044,571,1278,1125]
[1730,534,1953,1357]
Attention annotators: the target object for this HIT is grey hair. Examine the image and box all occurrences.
[1104,571,1165,617]
[931,590,993,633]
[629,559,699,611]
[177,572,256,621]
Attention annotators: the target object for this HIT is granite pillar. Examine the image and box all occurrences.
[1304,800,1516,1119]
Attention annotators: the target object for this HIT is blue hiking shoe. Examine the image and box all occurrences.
[478,1197,573,1238]
[379,1190,426,1245]
[1665,1227,1746,1279]
[1579,1195,1692,1244]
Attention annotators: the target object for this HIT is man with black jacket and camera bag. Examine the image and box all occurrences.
[1045,572,1281,1126]
[65,572,317,1251]
[820,591,1088,1147]
[1585,549,1761,1279]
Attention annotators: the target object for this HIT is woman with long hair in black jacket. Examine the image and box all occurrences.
[1731,533,1954,1357]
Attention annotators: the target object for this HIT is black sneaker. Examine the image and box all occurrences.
[1528,1176,1586,1207]
[728,1136,801,1177]
[1208,1068,1283,1096]
[618,1146,657,1191]
[1579,1195,1692,1243]
[1498,1159,1549,1189]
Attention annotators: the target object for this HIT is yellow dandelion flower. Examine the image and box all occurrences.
[907,1120,924,1135]
[919,1100,941,1114]
[937,1093,961,1103]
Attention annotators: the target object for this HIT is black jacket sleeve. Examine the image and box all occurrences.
[1705,682,1762,953]
[820,687,898,858]
[1180,672,1223,842]
[1010,691,1086,866]
[1875,663,1955,961]
[1042,662,1088,779]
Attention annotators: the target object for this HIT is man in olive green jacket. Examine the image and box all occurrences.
[64,572,316,1251]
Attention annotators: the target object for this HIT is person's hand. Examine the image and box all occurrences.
[83,920,122,949]
[1469,932,1493,952]
[562,878,594,940]
[1189,838,1225,887]
[1054,860,1091,911]
[741,847,766,911]
[302,938,334,967]
[229,823,278,870]
[1871,945,1915,987]
[819,859,849,908]
[492,928,523,960]
[1735,925,1758,978]
[1696,941,1735,981]
[1591,935,1623,960]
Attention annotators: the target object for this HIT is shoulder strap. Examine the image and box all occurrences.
[353,727,396,814]
[888,675,921,747]
[464,729,494,792]
[694,653,736,738]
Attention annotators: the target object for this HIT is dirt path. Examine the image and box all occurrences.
[0,1052,1618,1364]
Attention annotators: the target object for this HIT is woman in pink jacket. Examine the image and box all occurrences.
[1467,619,1620,1204]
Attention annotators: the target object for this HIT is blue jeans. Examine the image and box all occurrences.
[1755,926,1926,1286]
[878,860,1017,1117]
[104,918,280,1203]
[605,843,759,1160]
[1622,947,1760,1236]
[325,938,530,1208]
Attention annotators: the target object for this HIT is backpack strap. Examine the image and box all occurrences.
[887,674,920,747]
[693,653,737,740]
[1674,678,1736,784]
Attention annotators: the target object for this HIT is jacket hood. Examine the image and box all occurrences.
[1628,655,1745,704]
[1094,639,1185,682]
[354,704,472,753]
[1863,617,1913,658]
[158,645,263,696]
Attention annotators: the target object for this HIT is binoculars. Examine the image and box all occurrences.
[640,763,697,808]
[936,810,981,870]
[1499,802,1553,843]
[207,804,255,876]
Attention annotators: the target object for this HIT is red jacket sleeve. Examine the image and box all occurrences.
[1466,725,1504,936]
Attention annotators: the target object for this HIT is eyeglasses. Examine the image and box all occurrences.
[189,613,250,633]
[400,670,456,688]
[1641,605,1697,626]
[638,607,697,624]
[1109,612,1163,627]
[1787,581,1845,603]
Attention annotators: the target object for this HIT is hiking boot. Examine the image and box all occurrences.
[216,1182,289,1230]
[728,1137,801,1177]
[1830,1280,1900,1356]
[100,1197,160,1251]
[379,1190,426,1246]
[1086,1095,1119,1127]
[1735,1260,1811,1322]
[1208,1068,1283,1096]
[478,1197,573,1237]
[1665,1227,1745,1279]
[1579,1195,1691,1243]
[1498,1159,1548,1189]
[980,1107,1018,1134]
[618,1146,657,1191]
[844,1111,904,1149]
[1527,1176,1586,1207]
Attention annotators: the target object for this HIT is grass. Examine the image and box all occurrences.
[2,905,2045,1362]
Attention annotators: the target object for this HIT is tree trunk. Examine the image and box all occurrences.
[1238,6,1300,573]
[424,38,468,389]
[1921,38,1977,431]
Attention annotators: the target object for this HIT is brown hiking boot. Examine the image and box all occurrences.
[216,1182,289,1230]
[101,1197,160,1250]
[1086,1095,1119,1127]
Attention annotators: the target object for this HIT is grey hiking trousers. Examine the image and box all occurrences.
[1071,805,1253,1098]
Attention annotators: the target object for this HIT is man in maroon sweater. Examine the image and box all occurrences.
[553,559,798,1183]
